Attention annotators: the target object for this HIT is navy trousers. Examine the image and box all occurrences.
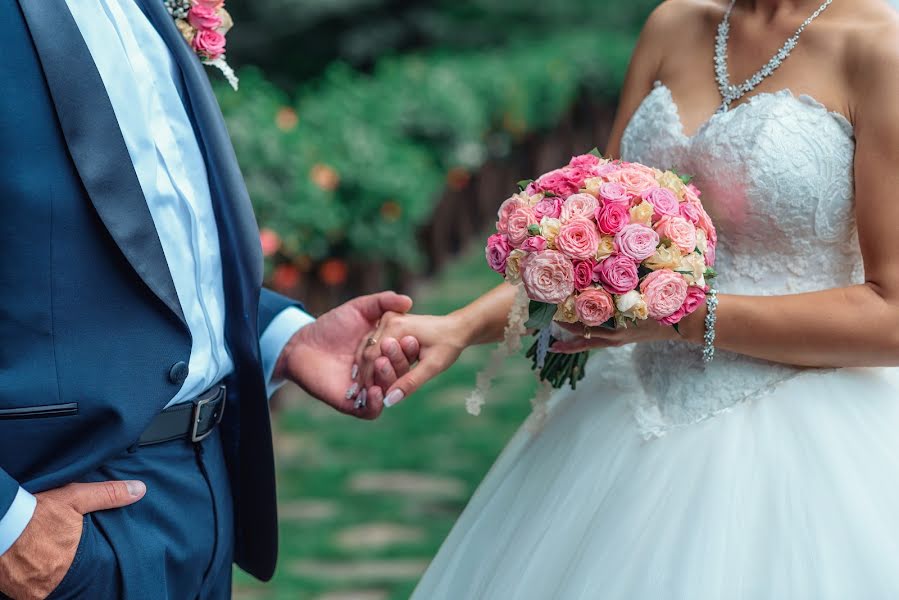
[41,430,234,600]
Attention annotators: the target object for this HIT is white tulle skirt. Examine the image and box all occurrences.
[412,361,899,599]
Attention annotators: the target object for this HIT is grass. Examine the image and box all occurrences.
[234,243,536,600]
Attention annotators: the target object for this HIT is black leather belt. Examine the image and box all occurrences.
[138,384,226,446]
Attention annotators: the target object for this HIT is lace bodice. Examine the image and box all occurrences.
[616,82,861,436]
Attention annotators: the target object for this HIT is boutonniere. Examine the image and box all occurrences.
[164,0,239,91]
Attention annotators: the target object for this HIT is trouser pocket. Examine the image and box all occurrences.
[46,514,121,600]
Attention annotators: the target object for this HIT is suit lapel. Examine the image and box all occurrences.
[16,0,186,327]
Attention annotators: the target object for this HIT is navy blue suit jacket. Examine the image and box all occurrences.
[0,0,294,581]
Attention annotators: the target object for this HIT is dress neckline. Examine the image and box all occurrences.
[650,81,854,140]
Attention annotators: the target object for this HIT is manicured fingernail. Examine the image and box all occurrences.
[384,389,405,407]
[351,364,359,380]
[380,364,391,375]
[345,383,359,400]
[126,480,146,498]
[354,389,368,410]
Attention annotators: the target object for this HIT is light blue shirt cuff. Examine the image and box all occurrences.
[0,487,37,557]
[260,307,316,397]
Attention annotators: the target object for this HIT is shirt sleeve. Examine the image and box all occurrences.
[0,487,37,557]
[259,306,316,397]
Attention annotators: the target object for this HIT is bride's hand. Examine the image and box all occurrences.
[357,312,470,407]
[550,311,697,354]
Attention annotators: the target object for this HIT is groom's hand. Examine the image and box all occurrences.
[274,291,418,419]
[0,480,146,599]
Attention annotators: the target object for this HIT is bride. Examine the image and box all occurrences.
[358,0,899,596]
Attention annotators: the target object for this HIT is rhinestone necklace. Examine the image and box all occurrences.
[714,0,834,113]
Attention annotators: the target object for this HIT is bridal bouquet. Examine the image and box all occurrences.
[484,151,717,392]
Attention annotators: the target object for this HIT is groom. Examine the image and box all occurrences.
[0,1,419,598]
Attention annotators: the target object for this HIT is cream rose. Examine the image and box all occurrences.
[540,217,562,247]
[505,249,527,284]
[677,252,707,287]
[656,170,687,198]
[553,294,579,323]
[644,244,683,270]
[615,290,649,320]
[629,201,654,226]
[560,193,600,223]
[595,235,616,260]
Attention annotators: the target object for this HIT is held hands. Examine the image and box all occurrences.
[356,312,470,407]
[274,292,421,419]
[0,480,146,600]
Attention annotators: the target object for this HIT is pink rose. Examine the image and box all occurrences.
[506,206,538,247]
[696,207,718,244]
[194,0,225,8]
[684,183,702,204]
[521,236,548,253]
[189,5,223,30]
[594,254,639,294]
[568,154,601,170]
[614,223,660,262]
[534,168,581,198]
[555,218,600,260]
[607,166,658,197]
[595,202,629,235]
[679,201,702,225]
[560,193,599,222]
[573,259,597,291]
[705,238,717,266]
[574,288,615,326]
[192,29,226,60]
[654,216,697,254]
[595,161,622,178]
[533,197,563,220]
[486,234,512,274]
[659,286,706,326]
[642,187,680,218]
[598,182,631,205]
[640,269,689,320]
[496,196,528,235]
[521,251,576,304]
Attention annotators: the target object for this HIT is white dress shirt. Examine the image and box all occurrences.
[0,0,314,555]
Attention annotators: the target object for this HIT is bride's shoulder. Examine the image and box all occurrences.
[640,0,725,38]
[843,3,899,99]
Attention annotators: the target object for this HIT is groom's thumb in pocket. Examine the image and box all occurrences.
[66,480,147,514]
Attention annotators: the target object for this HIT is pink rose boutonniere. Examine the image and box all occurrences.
[165,0,239,90]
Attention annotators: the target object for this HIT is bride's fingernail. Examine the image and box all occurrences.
[351,364,359,380]
[384,389,404,408]
[345,383,359,400]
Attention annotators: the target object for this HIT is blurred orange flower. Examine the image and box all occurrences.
[446,167,471,191]
[275,107,298,131]
[319,258,348,287]
[380,200,402,222]
[272,264,300,292]
[310,164,340,191]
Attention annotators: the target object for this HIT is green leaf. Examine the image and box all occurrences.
[588,147,603,158]
[672,323,681,335]
[527,224,542,236]
[525,301,556,329]
[679,174,693,184]
[517,179,535,192]
[705,267,718,279]
[543,190,557,198]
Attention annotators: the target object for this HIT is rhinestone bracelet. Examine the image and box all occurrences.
[702,288,719,364]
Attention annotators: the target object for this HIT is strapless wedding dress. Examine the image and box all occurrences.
[411,82,899,599]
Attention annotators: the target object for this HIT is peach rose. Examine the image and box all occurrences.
[506,205,538,247]
[521,251,576,305]
[659,286,706,326]
[640,269,689,320]
[561,193,600,222]
[555,218,600,260]
[607,166,658,197]
[575,288,615,326]
[654,216,697,254]
[496,196,528,235]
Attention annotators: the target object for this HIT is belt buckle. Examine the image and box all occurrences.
[191,385,226,443]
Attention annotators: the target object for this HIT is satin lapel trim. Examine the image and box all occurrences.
[16,0,187,327]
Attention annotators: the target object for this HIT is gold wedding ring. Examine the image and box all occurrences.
[584,326,592,340]
[366,336,378,348]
